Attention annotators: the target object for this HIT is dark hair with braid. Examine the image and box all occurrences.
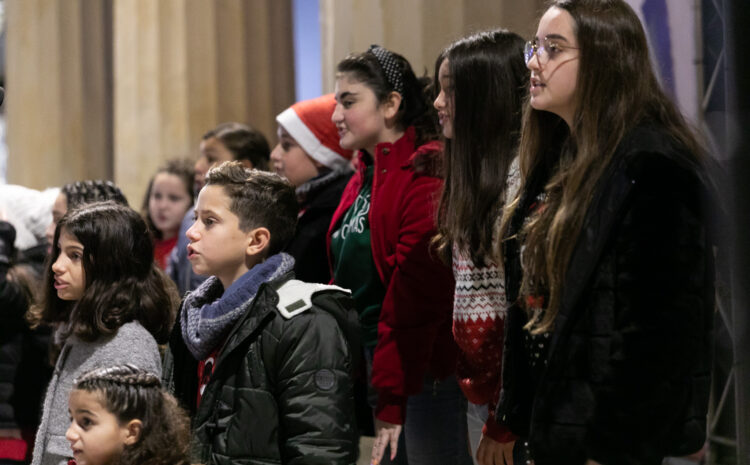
[39,202,178,343]
[73,365,190,465]
[62,180,129,210]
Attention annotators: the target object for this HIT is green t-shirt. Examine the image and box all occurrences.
[330,165,385,348]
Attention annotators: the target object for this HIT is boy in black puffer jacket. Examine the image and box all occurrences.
[162,161,358,465]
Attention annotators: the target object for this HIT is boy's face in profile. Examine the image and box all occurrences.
[186,185,252,289]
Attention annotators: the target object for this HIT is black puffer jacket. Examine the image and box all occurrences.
[164,273,358,465]
[497,127,715,465]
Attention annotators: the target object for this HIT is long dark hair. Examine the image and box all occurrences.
[336,48,439,147]
[500,0,707,333]
[73,365,190,465]
[434,29,528,266]
[40,202,177,343]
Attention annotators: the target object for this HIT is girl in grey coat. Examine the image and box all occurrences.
[31,202,177,465]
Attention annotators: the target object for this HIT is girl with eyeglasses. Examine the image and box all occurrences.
[496,1,716,464]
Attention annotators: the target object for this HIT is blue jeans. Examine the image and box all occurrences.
[364,348,473,464]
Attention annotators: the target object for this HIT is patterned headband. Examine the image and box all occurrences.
[369,44,404,95]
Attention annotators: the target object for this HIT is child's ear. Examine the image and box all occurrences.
[382,91,403,123]
[246,227,271,256]
[122,419,142,446]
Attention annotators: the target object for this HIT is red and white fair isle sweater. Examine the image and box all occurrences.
[452,247,515,443]
[451,158,519,443]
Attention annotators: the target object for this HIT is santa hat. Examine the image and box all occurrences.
[276,94,353,170]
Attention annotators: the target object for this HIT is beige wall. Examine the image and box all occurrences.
[320,0,545,93]
[5,0,113,189]
[5,0,543,204]
[112,0,295,205]
[5,0,294,206]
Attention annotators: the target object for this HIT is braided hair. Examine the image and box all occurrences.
[73,365,190,465]
[62,180,129,210]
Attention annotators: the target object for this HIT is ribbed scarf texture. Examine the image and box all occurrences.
[180,253,295,360]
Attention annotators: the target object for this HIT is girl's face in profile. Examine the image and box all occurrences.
[51,228,86,301]
[270,126,321,188]
[66,389,133,465]
[527,6,580,127]
[332,74,390,154]
[433,58,454,139]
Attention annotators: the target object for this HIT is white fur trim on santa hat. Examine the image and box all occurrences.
[276,108,349,170]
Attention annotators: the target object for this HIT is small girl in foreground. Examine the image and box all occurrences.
[66,365,190,465]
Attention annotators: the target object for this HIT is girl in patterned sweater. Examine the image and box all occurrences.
[433,30,528,465]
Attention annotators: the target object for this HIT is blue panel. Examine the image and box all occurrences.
[641,0,676,97]
[293,0,322,101]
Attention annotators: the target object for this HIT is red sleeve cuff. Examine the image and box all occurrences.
[375,393,407,425]
[483,411,518,443]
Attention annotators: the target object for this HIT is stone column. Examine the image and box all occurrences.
[5,0,113,189]
[5,0,294,206]
[113,0,295,205]
[320,0,545,92]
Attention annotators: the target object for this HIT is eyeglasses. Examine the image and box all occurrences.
[524,38,579,65]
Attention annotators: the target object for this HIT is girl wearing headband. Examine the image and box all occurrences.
[497,1,715,463]
[329,46,470,464]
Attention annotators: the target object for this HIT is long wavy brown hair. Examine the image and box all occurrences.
[499,0,706,333]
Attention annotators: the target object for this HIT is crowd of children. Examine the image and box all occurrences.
[0,1,717,465]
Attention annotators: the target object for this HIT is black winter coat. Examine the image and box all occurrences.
[164,273,358,465]
[497,127,715,465]
[286,170,352,284]
[0,221,51,433]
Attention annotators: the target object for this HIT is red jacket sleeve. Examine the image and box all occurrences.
[371,175,455,424]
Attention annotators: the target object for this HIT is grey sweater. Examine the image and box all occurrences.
[31,321,162,465]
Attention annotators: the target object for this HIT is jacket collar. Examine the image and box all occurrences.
[353,126,443,176]
[214,272,294,367]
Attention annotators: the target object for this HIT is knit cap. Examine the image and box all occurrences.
[275,94,353,170]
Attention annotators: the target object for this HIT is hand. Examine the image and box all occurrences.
[477,434,515,465]
[680,443,707,462]
[585,461,602,465]
[371,418,402,464]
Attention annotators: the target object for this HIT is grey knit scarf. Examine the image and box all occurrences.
[180,253,295,360]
